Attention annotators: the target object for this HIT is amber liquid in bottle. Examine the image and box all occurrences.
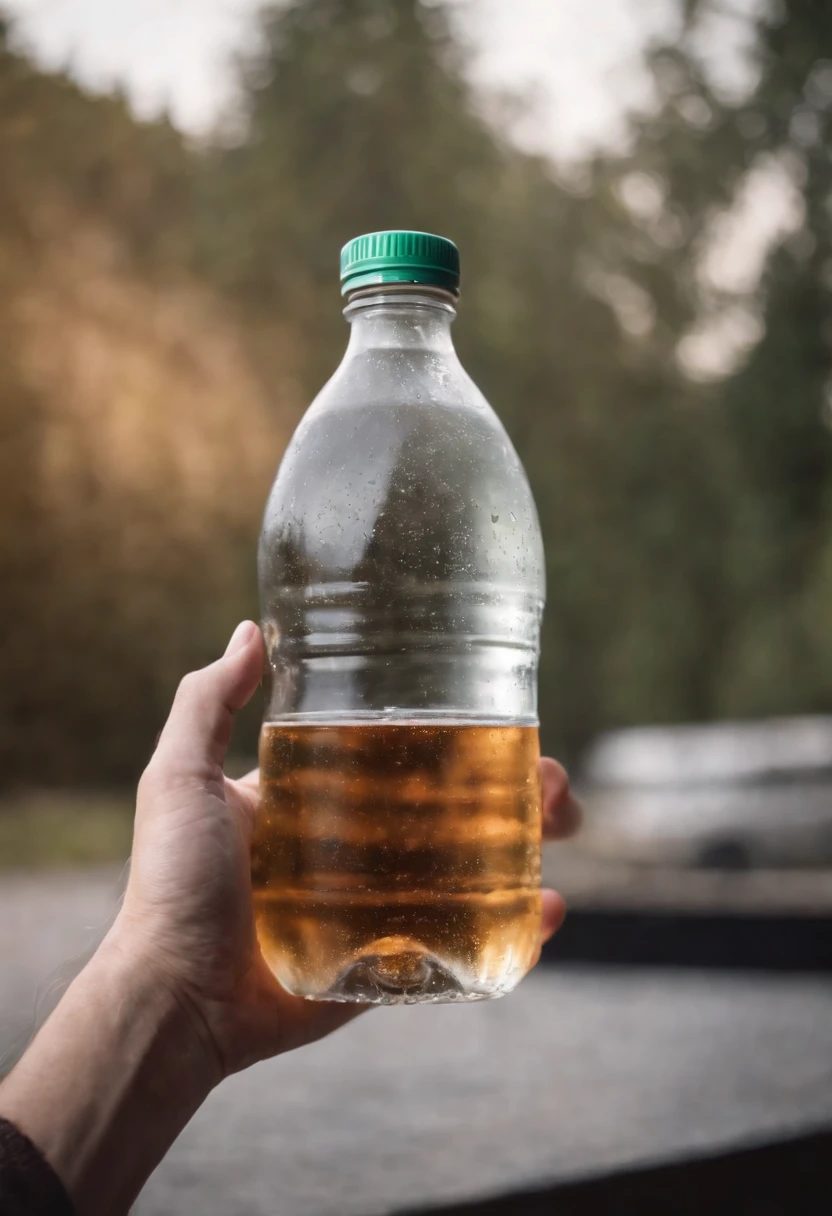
[252,721,542,1003]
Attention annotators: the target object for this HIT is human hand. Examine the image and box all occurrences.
[0,619,579,1215]
[112,620,579,1082]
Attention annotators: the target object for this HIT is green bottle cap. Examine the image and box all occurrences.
[340,230,460,296]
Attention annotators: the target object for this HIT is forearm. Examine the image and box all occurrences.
[0,929,219,1215]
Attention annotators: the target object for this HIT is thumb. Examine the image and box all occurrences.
[152,621,265,780]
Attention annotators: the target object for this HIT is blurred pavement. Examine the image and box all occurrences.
[2,868,832,1215]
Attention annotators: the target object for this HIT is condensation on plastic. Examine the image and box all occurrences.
[259,288,545,724]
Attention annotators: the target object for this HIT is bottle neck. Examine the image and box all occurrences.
[342,286,457,355]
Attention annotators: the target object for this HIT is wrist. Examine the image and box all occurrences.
[98,919,225,1094]
[0,928,219,1215]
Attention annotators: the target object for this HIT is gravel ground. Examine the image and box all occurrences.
[1,867,832,1215]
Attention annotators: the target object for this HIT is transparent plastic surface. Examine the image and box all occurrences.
[254,288,545,1003]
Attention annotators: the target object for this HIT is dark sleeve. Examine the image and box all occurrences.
[0,1117,74,1216]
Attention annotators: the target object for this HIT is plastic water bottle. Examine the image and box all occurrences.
[252,231,545,1003]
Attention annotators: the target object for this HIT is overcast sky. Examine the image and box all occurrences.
[3,0,690,159]
[4,0,782,376]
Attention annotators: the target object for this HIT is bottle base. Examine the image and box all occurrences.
[304,989,499,1005]
[293,935,512,1005]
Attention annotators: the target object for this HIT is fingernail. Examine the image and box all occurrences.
[225,620,256,657]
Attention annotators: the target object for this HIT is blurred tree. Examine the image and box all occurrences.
[5,0,832,787]
[610,0,832,720]
[196,0,505,390]
[559,0,832,732]
[0,17,287,785]
[198,0,728,755]
[715,1,832,715]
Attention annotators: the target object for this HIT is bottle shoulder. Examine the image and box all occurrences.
[260,352,544,596]
[281,351,526,493]
[304,348,497,424]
